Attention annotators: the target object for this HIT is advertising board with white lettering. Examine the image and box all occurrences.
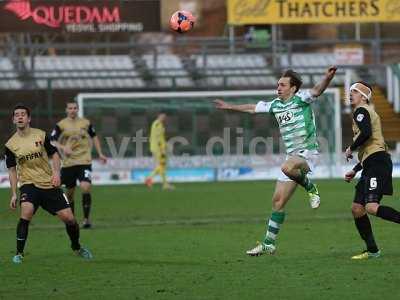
[1,0,160,32]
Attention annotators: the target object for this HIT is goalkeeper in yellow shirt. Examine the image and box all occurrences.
[145,113,174,190]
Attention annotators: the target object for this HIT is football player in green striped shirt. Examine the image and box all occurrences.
[214,66,337,255]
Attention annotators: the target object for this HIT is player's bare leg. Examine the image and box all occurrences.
[66,187,75,214]
[13,202,35,263]
[57,208,92,259]
[281,156,320,208]
[80,181,92,229]
[246,181,297,256]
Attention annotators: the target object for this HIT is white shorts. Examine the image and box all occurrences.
[278,149,319,182]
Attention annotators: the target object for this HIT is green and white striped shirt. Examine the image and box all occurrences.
[255,90,319,154]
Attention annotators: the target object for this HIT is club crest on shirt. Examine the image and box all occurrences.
[35,140,43,147]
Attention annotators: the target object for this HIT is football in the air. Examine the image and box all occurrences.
[169,11,195,33]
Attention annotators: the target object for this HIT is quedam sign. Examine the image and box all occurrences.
[0,0,160,32]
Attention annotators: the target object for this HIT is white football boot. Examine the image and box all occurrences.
[308,184,320,209]
[246,242,276,256]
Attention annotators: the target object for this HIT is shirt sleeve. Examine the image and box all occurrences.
[297,90,318,104]
[44,135,58,156]
[350,107,372,151]
[50,125,62,141]
[352,162,363,173]
[88,123,96,138]
[5,147,17,168]
[255,101,272,113]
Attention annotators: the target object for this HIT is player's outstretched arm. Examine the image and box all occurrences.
[214,99,256,114]
[5,147,18,209]
[45,134,61,186]
[344,163,362,182]
[93,136,107,164]
[344,169,356,182]
[50,152,61,187]
[50,125,72,156]
[310,66,337,97]
[345,107,372,162]
[7,167,18,210]
[50,140,72,156]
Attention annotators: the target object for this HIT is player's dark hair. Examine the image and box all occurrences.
[66,100,79,107]
[281,69,303,93]
[13,104,31,117]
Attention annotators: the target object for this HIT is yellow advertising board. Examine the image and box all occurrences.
[228,0,400,24]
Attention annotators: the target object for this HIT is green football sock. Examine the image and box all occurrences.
[298,169,314,192]
[264,211,285,245]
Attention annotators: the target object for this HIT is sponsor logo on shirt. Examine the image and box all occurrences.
[276,111,294,125]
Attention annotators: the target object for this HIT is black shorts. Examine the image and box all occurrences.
[353,152,393,205]
[20,184,70,215]
[61,164,92,189]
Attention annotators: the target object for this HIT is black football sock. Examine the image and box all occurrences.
[377,205,400,224]
[354,214,379,253]
[65,221,81,251]
[82,193,92,219]
[69,201,75,215]
[16,218,30,255]
[66,192,75,214]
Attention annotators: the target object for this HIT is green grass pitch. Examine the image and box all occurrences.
[1,179,400,299]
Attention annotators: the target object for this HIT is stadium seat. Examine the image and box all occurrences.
[24,55,145,89]
[0,57,23,89]
[280,53,345,85]
[142,54,193,88]
[194,54,276,87]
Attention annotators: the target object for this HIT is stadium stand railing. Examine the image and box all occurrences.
[0,36,399,150]
[24,55,145,89]
[0,36,399,92]
[387,64,400,113]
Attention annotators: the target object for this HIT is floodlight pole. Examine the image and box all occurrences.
[271,24,277,68]
[344,69,352,111]
[374,22,381,64]
[229,25,235,54]
[77,94,84,117]
[355,23,361,41]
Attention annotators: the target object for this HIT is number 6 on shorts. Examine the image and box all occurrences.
[370,177,377,189]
